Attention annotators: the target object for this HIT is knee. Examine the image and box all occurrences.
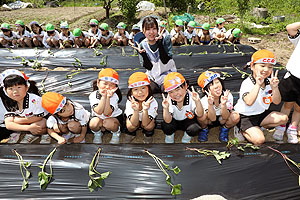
[231,112,240,124]
[67,121,81,133]
[252,136,265,145]
[281,114,289,124]
[186,123,201,136]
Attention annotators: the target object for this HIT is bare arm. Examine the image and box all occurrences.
[13,116,44,124]
[286,22,300,36]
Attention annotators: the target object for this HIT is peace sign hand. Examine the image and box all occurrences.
[221,90,230,105]
[206,90,214,105]
[142,96,154,111]
[130,41,146,54]
[270,70,279,89]
[155,27,165,41]
[107,87,118,98]
[188,86,200,102]
[129,96,140,111]
[162,93,170,109]
[255,69,264,86]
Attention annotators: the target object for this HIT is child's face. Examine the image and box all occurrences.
[32,24,39,33]
[101,29,108,35]
[118,28,125,34]
[175,25,182,31]
[57,101,74,117]
[208,79,223,97]
[2,29,11,36]
[251,63,273,79]
[5,84,28,102]
[61,28,68,34]
[187,27,194,32]
[47,30,55,36]
[217,23,224,28]
[143,26,158,42]
[16,26,23,32]
[131,86,149,102]
[91,25,97,31]
[203,30,209,35]
[168,84,187,103]
[98,80,117,91]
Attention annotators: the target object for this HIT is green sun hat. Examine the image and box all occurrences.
[233,28,242,38]
[73,28,82,37]
[90,19,99,25]
[45,23,55,31]
[216,18,225,25]
[100,23,109,31]
[187,21,196,28]
[60,21,69,29]
[202,23,210,31]
[159,20,168,28]
[175,19,184,27]
[116,22,126,29]
[15,20,24,26]
[1,23,10,30]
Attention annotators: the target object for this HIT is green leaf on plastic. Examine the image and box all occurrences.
[171,184,182,195]
[166,175,171,186]
[100,171,111,179]
[172,166,181,175]
[237,146,245,151]
[25,170,31,179]
[21,180,28,191]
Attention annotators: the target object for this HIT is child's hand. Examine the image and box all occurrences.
[30,123,43,135]
[188,86,200,102]
[162,93,170,109]
[129,96,140,111]
[107,87,118,98]
[142,96,154,111]
[206,90,214,105]
[255,69,264,86]
[221,90,230,105]
[73,135,84,143]
[99,89,107,97]
[270,70,279,89]
[57,137,66,144]
[155,28,164,41]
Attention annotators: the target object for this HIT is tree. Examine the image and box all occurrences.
[236,0,250,29]
[104,0,114,19]
[120,0,137,23]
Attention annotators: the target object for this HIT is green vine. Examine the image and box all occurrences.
[13,149,32,191]
[38,147,56,190]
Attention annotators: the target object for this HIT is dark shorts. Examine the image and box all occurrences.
[279,72,300,106]
[0,126,13,140]
[200,40,210,45]
[238,110,272,131]
[124,115,155,137]
[208,116,223,129]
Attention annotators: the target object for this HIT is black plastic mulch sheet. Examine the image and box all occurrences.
[0,143,300,199]
[0,45,255,69]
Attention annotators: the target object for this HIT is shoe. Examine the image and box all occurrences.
[233,126,245,142]
[273,126,285,141]
[40,134,51,144]
[7,132,21,144]
[287,128,298,144]
[123,134,135,143]
[219,127,229,143]
[110,131,120,144]
[92,131,102,144]
[181,132,192,143]
[198,128,209,142]
[20,134,39,144]
[143,136,153,144]
[165,133,175,143]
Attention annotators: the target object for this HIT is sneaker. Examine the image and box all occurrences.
[7,132,21,144]
[181,132,192,143]
[92,131,102,144]
[110,132,120,144]
[219,127,229,143]
[273,127,285,141]
[198,128,209,142]
[165,133,175,143]
[20,134,39,144]
[233,126,245,142]
[143,136,153,144]
[123,134,135,143]
[40,134,51,144]
[287,128,298,144]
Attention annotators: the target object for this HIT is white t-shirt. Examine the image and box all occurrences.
[101,31,114,40]
[198,29,213,40]
[168,91,196,121]
[124,98,158,121]
[163,30,170,38]
[59,31,74,42]
[89,90,122,119]
[42,30,60,48]
[0,98,7,126]
[212,27,226,35]
[184,29,196,40]
[0,31,19,41]
[31,30,45,42]
[286,31,300,79]
[201,92,234,116]
[77,31,90,41]
[129,32,134,40]
[170,28,184,38]
[4,93,46,118]
[46,101,90,128]
[88,29,102,40]
[234,76,273,116]
[225,28,234,39]
[15,30,31,38]
[114,31,130,39]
